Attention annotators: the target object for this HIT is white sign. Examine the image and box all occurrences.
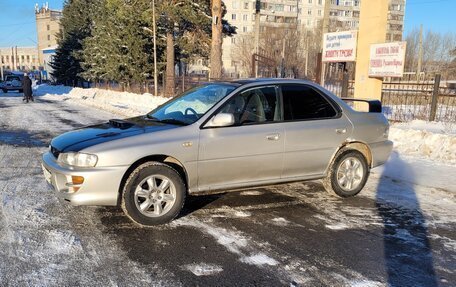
[322,30,358,62]
[368,42,407,77]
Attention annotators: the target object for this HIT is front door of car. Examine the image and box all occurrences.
[280,84,353,178]
[197,86,284,191]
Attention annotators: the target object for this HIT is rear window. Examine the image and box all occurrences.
[282,85,337,120]
[6,76,20,81]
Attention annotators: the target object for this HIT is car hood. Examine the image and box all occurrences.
[51,116,179,153]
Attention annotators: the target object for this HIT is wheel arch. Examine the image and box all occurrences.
[117,154,189,206]
[326,141,373,175]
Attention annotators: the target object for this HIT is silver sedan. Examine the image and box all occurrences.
[41,79,393,226]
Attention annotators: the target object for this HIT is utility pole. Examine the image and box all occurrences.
[152,0,158,96]
[11,47,15,71]
[417,24,423,82]
[254,0,260,78]
[319,0,331,85]
[15,46,18,71]
[0,49,4,81]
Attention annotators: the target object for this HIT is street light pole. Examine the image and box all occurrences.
[254,0,260,78]
[152,0,158,96]
[0,49,4,81]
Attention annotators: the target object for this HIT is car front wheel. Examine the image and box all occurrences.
[121,162,186,226]
[323,149,369,197]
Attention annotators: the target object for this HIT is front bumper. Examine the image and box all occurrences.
[369,140,394,168]
[41,151,128,206]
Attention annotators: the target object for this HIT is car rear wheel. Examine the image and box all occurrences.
[323,149,369,197]
[121,162,186,226]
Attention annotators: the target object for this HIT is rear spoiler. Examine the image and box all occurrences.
[340,98,382,113]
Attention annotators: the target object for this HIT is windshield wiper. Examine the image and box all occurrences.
[145,115,188,126]
[159,118,189,126]
[145,114,159,120]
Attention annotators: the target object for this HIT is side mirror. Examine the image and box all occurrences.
[205,113,235,128]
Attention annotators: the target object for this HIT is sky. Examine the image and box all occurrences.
[0,0,454,48]
[0,0,63,48]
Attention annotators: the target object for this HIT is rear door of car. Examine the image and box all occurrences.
[280,84,353,179]
[197,85,284,191]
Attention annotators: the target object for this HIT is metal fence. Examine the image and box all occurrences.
[325,72,456,123]
[90,71,455,123]
[381,74,456,122]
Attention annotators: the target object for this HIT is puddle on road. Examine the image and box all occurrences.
[0,131,47,147]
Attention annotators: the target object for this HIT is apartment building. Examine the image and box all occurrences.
[221,0,406,77]
[0,47,39,71]
[35,3,63,65]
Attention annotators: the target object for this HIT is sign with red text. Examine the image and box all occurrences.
[368,42,407,77]
[322,30,358,62]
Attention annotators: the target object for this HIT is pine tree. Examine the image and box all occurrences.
[81,0,157,86]
[51,0,100,85]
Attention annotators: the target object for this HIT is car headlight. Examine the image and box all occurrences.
[58,152,98,167]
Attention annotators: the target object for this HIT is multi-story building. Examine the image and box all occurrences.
[221,0,406,77]
[222,0,300,77]
[0,47,39,71]
[35,3,63,66]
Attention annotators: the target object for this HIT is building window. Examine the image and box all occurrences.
[308,0,312,3]
[243,26,247,32]
[243,14,248,21]
[244,2,249,9]
[47,34,51,41]
[318,9,322,16]
[27,55,30,61]
[308,9,312,15]
[232,14,236,20]
[47,24,50,31]
[318,0,323,5]
[231,37,236,44]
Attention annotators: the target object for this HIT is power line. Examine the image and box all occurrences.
[0,21,35,28]
[407,0,454,5]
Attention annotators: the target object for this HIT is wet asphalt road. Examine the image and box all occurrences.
[0,92,455,286]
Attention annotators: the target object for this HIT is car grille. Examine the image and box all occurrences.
[50,146,60,159]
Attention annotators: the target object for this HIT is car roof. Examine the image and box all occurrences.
[209,78,314,87]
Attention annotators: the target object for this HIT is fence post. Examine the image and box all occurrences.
[341,70,349,98]
[429,74,441,122]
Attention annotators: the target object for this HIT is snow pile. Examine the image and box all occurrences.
[390,120,456,165]
[34,84,168,117]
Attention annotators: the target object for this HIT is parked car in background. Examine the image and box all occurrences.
[41,79,393,226]
[0,74,24,93]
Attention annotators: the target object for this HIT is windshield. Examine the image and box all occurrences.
[147,84,237,125]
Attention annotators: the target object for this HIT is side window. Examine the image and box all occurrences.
[219,86,281,125]
[282,85,337,120]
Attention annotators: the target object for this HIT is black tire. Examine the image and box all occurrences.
[2,89,7,93]
[322,149,369,197]
[121,162,186,226]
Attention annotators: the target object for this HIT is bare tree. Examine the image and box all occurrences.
[405,28,456,79]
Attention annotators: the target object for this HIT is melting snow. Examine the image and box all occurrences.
[183,263,223,276]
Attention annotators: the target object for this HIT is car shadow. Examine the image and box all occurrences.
[375,152,438,286]
[97,193,224,228]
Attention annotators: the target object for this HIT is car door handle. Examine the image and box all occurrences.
[266,133,280,141]
[335,128,347,134]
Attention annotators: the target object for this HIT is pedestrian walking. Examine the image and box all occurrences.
[22,73,33,103]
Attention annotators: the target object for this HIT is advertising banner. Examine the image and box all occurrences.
[368,42,407,77]
[322,30,358,62]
